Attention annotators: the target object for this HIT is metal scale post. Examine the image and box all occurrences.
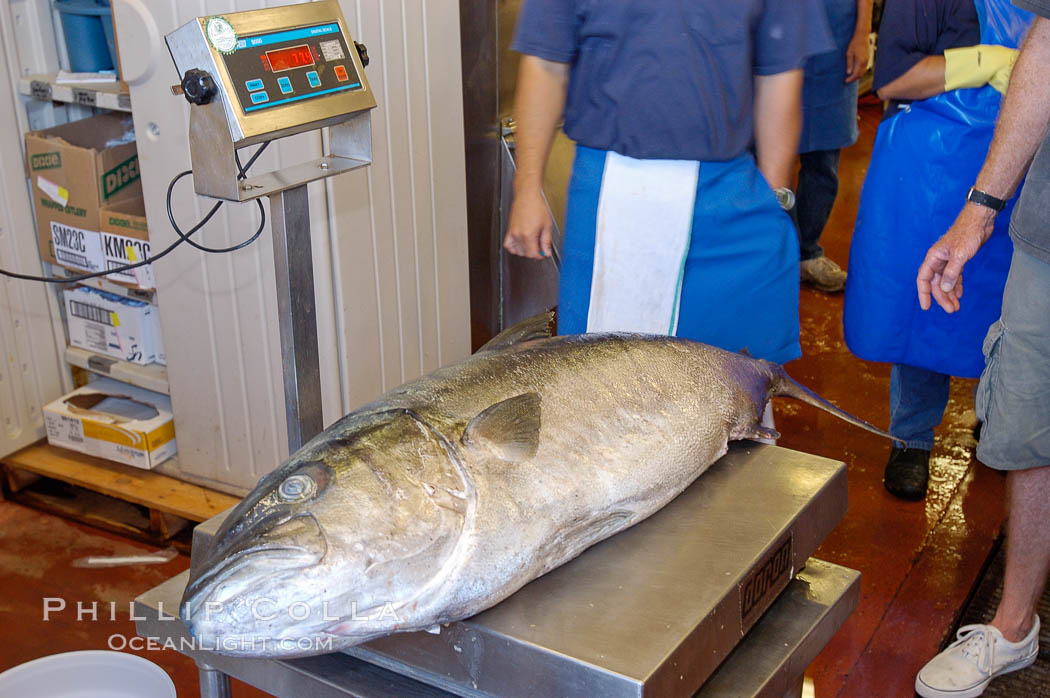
[269,182,321,449]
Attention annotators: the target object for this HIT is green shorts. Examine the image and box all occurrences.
[975,247,1050,470]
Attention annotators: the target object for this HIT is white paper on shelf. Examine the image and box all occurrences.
[55,69,118,84]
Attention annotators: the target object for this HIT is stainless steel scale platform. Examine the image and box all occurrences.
[135,443,860,697]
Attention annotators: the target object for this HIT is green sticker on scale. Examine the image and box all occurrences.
[206,16,238,54]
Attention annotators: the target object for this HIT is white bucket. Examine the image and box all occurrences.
[0,650,176,698]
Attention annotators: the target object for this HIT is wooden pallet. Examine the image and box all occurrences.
[1,441,240,552]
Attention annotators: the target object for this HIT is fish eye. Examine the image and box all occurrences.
[277,474,316,502]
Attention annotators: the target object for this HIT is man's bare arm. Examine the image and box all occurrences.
[504,56,569,259]
[754,69,803,190]
[971,22,1050,202]
[917,17,1050,312]
[875,55,946,101]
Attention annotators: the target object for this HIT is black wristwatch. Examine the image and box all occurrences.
[966,186,1007,212]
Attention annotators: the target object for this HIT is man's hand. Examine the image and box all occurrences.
[845,30,870,83]
[916,205,996,313]
[504,188,553,259]
[505,55,569,260]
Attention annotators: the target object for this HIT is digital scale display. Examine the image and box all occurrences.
[221,21,362,114]
[266,44,314,72]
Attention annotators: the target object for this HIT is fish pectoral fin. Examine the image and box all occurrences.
[475,312,554,353]
[461,392,541,463]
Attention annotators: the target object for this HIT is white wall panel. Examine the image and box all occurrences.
[326,0,470,408]
[5,0,61,81]
[0,5,67,458]
[114,0,470,493]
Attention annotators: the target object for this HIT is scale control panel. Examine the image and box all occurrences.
[166,1,375,199]
[222,22,362,114]
[166,1,376,145]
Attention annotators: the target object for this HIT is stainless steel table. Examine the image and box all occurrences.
[135,443,861,697]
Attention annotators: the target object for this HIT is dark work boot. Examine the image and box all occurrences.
[884,447,930,501]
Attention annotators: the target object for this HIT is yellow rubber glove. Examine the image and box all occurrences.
[944,44,1019,94]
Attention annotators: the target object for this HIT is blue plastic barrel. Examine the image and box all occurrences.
[54,0,115,73]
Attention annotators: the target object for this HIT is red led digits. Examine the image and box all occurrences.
[265,44,315,72]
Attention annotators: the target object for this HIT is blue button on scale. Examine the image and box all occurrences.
[277,77,292,94]
[250,91,269,104]
[307,71,320,87]
[245,78,264,92]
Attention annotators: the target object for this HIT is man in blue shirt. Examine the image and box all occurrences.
[845,0,1021,501]
[874,0,983,112]
[504,1,833,380]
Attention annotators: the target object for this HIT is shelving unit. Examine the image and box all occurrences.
[19,69,166,395]
[18,73,130,112]
[64,346,168,394]
[17,67,150,402]
[45,262,155,302]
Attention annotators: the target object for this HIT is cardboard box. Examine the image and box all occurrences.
[43,377,176,470]
[25,112,141,268]
[97,197,155,290]
[64,285,158,365]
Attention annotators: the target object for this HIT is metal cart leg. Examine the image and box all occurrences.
[198,663,232,698]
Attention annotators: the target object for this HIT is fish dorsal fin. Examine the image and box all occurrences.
[462,392,541,462]
[476,311,554,353]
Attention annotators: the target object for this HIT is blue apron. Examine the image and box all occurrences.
[799,0,859,153]
[559,146,801,365]
[842,0,1033,378]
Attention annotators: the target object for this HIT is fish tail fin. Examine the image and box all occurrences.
[767,364,904,446]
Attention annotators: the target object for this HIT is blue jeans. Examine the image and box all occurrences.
[791,148,841,261]
[889,363,951,450]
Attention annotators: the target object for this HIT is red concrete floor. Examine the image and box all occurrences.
[0,97,1004,698]
[776,95,1006,697]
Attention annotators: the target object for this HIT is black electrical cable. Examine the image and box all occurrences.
[166,140,270,254]
[165,176,265,254]
[0,141,271,284]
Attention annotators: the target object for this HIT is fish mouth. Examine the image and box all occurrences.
[182,513,327,611]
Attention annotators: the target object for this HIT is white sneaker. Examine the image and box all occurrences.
[915,616,1040,698]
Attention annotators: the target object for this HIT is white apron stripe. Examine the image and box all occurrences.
[586,152,699,335]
